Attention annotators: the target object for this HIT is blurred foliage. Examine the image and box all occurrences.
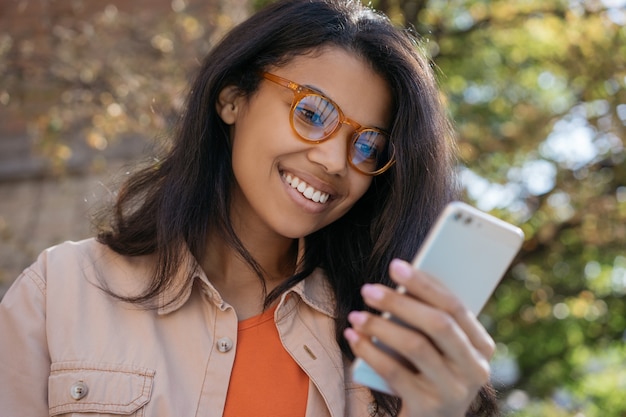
[1,0,625,415]
[0,0,244,174]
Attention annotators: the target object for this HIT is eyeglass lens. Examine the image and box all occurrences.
[292,95,390,174]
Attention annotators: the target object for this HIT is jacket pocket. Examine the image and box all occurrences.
[49,362,155,416]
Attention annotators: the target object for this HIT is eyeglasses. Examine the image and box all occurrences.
[262,72,395,176]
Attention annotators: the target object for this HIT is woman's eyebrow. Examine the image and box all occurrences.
[302,83,327,96]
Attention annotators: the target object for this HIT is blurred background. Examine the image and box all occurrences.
[0,0,624,415]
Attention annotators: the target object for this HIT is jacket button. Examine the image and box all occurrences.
[216,337,233,352]
[70,381,88,400]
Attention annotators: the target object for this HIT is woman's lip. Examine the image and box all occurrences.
[279,168,338,198]
[284,183,330,213]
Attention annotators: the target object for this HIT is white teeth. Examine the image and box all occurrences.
[282,173,330,204]
[303,186,314,199]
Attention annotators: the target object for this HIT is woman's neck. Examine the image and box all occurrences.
[201,231,298,320]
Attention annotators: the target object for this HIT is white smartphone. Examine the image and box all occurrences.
[350,201,525,394]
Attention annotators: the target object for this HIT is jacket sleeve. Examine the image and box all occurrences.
[0,263,51,416]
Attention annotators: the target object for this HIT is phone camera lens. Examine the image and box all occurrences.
[464,217,473,225]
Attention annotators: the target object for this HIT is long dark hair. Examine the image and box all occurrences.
[97,0,497,415]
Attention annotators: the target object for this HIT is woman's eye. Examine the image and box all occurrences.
[354,131,387,161]
[354,140,378,160]
[295,105,325,127]
[294,95,337,128]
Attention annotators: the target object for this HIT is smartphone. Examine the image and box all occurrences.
[350,201,525,394]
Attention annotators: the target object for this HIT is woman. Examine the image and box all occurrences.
[0,0,498,416]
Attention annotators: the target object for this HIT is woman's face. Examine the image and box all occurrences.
[221,46,392,240]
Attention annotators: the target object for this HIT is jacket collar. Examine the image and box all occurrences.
[156,246,204,315]
[284,269,336,318]
[157,246,336,318]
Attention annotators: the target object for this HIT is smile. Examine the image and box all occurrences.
[282,173,330,204]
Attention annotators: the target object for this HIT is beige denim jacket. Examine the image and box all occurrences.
[0,239,381,417]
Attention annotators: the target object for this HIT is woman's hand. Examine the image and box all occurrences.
[344,259,496,417]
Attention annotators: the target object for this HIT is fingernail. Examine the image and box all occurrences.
[344,327,360,343]
[348,311,367,326]
[361,284,384,301]
[390,258,412,282]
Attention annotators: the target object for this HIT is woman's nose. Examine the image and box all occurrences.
[306,127,351,175]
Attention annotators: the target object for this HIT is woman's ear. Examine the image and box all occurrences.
[216,85,242,125]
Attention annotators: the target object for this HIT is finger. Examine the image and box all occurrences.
[346,313,483,405]
[344,325,433,398]
[388,259,496,359]
[360,284,492,382]
[348,311,457,387]
[361,283,470,359]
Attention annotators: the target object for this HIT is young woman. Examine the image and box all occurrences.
[0,0,499,416]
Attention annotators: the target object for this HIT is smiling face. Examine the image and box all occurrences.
[218,46,393,241]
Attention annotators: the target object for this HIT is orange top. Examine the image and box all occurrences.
[222,305,309,417]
